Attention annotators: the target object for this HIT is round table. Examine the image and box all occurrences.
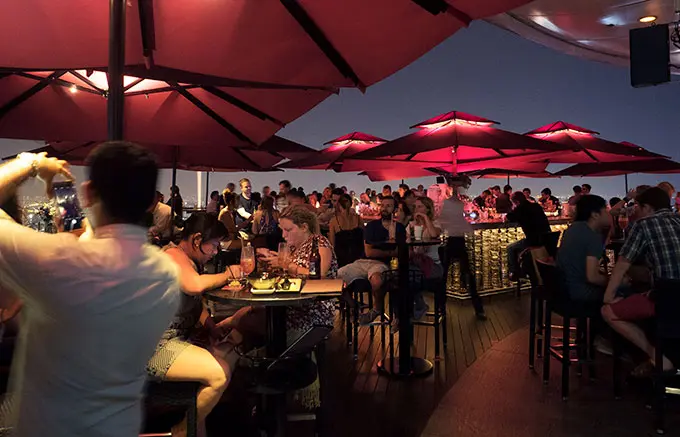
[206,283,341,437]
[376,238,443,378]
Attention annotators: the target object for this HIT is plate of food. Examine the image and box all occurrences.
[248,275,279,295]
[275,277,303,293]
[221,279,245,292]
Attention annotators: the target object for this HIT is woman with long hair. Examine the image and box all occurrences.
[147,213,245,437]
[218,192,246,250]
[328,194,360,248]
[252,195,280,250]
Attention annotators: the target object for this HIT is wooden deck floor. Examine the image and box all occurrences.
[314,293,531,437]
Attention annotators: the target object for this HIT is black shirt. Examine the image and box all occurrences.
[507,201,551,245]
[236,194,260,224]
[495,194,512,214]
[473,196,486,209]
[364,220,406,264]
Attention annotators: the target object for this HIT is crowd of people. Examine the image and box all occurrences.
[0,142,679,436]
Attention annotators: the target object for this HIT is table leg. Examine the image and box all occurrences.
[264,306,287,437]
[377,241,433,378]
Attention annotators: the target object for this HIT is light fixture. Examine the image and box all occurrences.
[69,85,78,94]
[639,15,657,23]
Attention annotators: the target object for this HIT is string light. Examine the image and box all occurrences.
[69,85,78,94]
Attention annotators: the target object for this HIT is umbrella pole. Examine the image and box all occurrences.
[624,174,629,193]
[107,0,126,140]
[507,173,510,186]
[171,146,178,219]
[205,171,210,207]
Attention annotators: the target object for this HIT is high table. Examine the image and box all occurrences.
[377,238,442,378]
[205,279,342,437]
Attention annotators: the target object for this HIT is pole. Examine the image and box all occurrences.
[107,0,126,140]
[624,174,629,193]
[205,171,211,207]
[170,146,178,219]
[196,172,202,208]
[506,173,510,186]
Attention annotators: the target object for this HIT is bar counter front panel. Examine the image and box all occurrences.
[447,219,570,299]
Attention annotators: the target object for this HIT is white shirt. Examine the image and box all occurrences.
[150,202,172,238]
[0,220,180,437]
[206,199,219,214]
[438,197,472,237]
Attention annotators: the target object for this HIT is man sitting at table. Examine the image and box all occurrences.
[602,187,680,373]
[338,196,405,325]
[507,191,551,281]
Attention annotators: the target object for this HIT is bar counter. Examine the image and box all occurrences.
[447,218,570,299]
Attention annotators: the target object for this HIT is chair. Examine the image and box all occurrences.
[141,380,201,437]
[537,260,599,401]
[515,231,561,298]
[525,246,549,370]
[443,236,484,319]
[652,278,680,435]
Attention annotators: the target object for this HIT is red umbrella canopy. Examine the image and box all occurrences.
[280,132,387,170]
[1,0,534,89]
[0,70,332,147]
[9,136,305,172]
[346,110,571,171]
[524,121,665,163]
[554,159,680,178]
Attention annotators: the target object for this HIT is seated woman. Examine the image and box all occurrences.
[218,192,246,250]
[407,197,442,320]
[328,194,361,246]
[258,205,338,409]
[252,195,280,251]
[147,213,245,437]
[395,199,413,227]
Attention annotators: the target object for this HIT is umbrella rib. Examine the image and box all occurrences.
[123,78,144,92]
[232,148,265,170]
[0,70,67,120]
[409,0,472,24]
[201,86,285,126]
[126,84,200,97]
[168,82,256,146]
[14,72,102,96]
[138,0,156,68]
[68,70,106,94]
[279,0,365,90]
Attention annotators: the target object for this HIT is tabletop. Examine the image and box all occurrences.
[206,278,343,307]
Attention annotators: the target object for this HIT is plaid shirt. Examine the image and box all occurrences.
[620,209,680,279]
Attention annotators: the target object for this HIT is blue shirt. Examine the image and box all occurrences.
[364,219,406,264]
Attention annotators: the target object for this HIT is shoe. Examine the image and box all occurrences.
[390,317,400,334]
[413,303,429,321]
[475,312,487,321]
[359,309,381,326]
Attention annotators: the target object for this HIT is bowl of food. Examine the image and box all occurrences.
[248,275,278,291]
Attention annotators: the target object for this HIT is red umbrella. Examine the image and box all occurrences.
[0,69,332,147]
[346,110,572,173]
[1,0,534,90]
[7,136,303,172]
[554,159,680,178]
[360,163,555,182]
[524,121,666,163]
[280,132,387,170]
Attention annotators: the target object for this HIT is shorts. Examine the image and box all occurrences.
[609,292,655,321]
[338,259,389,285]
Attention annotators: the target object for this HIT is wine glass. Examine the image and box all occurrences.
[278,242,290,277]
[240,245,256,281]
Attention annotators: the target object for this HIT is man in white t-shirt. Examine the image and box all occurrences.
[0,142,180,437]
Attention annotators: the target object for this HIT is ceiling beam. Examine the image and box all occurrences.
[0,70,67,120]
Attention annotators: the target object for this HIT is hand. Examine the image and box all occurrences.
[260,255,281,268]
[31,153,74,197]
[626,189,636,201]
[225,264,242,279]
[604,296,622,305]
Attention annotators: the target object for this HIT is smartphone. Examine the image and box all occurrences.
[53,181,84,231]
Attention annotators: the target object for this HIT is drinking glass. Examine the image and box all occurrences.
[278,242,290,277]
[240,245,256,280]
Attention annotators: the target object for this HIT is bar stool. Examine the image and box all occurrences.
[142,380,200,437]
[537,260,598,401]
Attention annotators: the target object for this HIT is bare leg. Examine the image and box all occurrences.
[369,273,385,312]
[602,305,673,370]
[164,344,232,437]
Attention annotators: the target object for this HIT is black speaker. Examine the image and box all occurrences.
[630,25,670,88]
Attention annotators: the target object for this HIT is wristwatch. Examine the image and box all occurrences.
[17,153,39,178]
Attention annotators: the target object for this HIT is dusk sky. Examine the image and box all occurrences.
[4,21,680,203]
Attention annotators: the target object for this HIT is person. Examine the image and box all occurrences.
[602,187,680,373]
[235,178,259,226]
[147,213,245,437]
[276,180,292,211]
[318,188,344,226]
[408,197,443,319]
[568,185,583,206]
[306,192,320,210]
[402,189,417,213]
[395,199,413,227]
[225,183,236,194]
[262,185,272,200]
[206,190,220,214]
[338,196,405,325]
[218,192,245,249]
[539,187,561,213]
[286,189,317,213]
[329,193,361,249]
[168,185,184,220]
[495,185,513,214]
[581,184,591,195]
[609,197,624,240]
[676,191,680,212]
[415,184,425,197]
[473,190,491,209]
[438,181,485,318]
[657,181,675,203]
[0,143,180,436]
[506,192,552,280]
[382,184,392,197]
[358,192,378,216]
[252,195,280,250]
[556,195,610,304]
[398,183,410,198]
[522,188,536,203]
[149,190,173,243]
